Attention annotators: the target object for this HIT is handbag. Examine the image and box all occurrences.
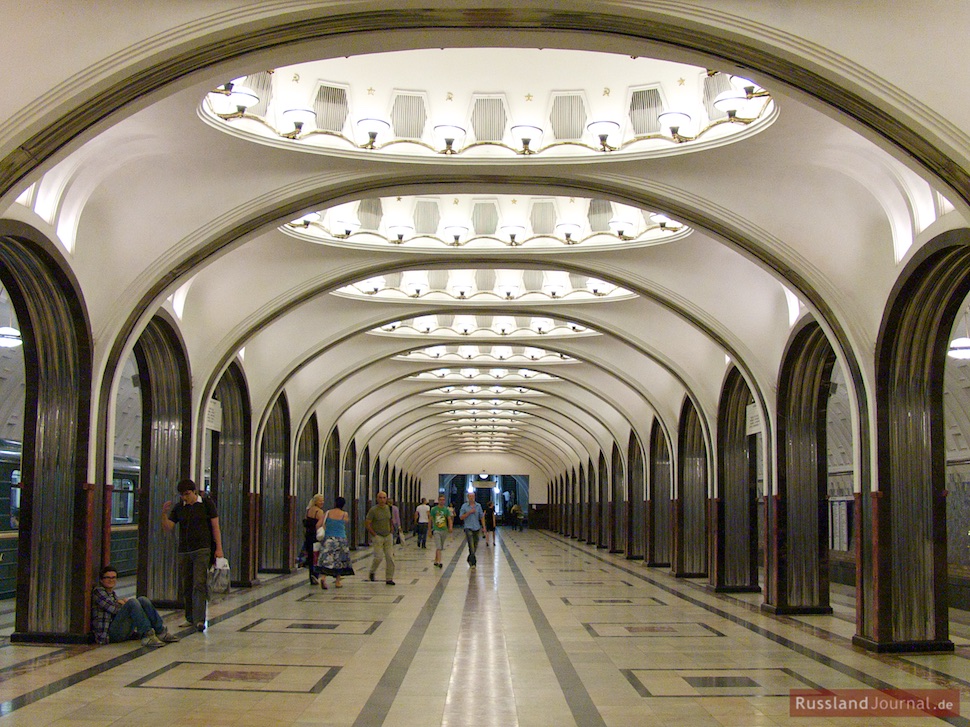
[207,556,231,597]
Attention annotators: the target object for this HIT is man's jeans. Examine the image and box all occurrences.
[108,596,165,642]
[416,522,428,547]
[178,547,210,623]
[369,533,396,579]
[465,529,480,565]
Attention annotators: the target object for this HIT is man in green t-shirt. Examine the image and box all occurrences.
[429,494,453,569]
[365,491,395,584]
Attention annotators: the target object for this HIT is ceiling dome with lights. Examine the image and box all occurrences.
[338,269,632,302]
[203,48,774,161]
[285,194,689,251]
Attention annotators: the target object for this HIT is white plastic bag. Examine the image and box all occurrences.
[207,556,230,598]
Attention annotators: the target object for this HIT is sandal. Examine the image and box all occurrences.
[335,578,343,588]
[320,578,328,590]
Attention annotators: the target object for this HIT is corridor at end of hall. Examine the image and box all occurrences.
[0,530,966,727]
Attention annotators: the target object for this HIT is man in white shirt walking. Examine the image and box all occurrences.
[414,498,431,549]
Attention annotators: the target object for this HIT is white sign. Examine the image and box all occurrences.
[206,398,223,432]
[745,402,761,435]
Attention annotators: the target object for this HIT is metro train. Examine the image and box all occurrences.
[0,439,140,599]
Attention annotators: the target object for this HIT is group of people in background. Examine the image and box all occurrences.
[94,478,222,647]
[303,494,356,590]
[93,478,525,648]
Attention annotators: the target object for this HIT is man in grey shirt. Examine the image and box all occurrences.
[365,491,395,585]
[458,491,486,569]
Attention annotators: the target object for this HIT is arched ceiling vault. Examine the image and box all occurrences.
[3,5,962,488]
[347,392,611,473]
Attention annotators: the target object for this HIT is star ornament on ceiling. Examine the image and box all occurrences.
[367,87,376,95]
[525,93,533,102]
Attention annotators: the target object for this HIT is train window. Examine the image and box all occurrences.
[112,477,136,525]
[9,483,20,529]
[828,496,853,551]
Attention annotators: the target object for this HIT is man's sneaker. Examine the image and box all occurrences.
[369,572,376,582]
[157,629,180,643]
[434,562,442,568]
[141,631,164,648]
[195,622,206,632]
[386,580,396,586]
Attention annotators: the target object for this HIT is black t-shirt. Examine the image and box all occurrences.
[168,496,217,553]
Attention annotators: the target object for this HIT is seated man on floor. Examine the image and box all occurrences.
[91,565,180,647]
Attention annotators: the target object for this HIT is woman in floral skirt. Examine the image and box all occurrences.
[318,496,355,589]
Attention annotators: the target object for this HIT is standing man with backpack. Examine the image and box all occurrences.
[162,479,223,632]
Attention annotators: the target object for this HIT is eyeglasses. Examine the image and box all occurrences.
[101,575,117,580]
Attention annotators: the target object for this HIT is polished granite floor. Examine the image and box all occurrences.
[0,530,967,726]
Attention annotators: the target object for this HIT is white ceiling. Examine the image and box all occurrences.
[0,2,967,487]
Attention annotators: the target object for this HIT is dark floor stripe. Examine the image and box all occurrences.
[542,532,970,727]
[351,543,464,727]
[501,535,607,727]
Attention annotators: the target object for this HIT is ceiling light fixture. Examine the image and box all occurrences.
[949,306,970,359]
[555,222,581,244]
[712,90,748,120]
[657,111,691,141]
[444,225,468,246]
[226,87,259,115]
[0,326,22,349]
[434,124,466,154]
[500,224,526,246]
[281,108,316,137]
[510,125,543,155]
[608,217,634,240]
[357,118,391,149]
[387,223,414,243]
[587,120,620,151]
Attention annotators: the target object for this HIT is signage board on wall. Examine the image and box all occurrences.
[206,398,223,432]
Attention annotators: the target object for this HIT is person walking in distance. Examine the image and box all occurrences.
[414,498,430,549]
[430,494,453,568]
[483,501,497,548]
[317,496,355,590]
[390,498,403,545]
[303,494,325,585]
[459,491,486,569]
[365,491,396,585]
[161,479,223,632]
